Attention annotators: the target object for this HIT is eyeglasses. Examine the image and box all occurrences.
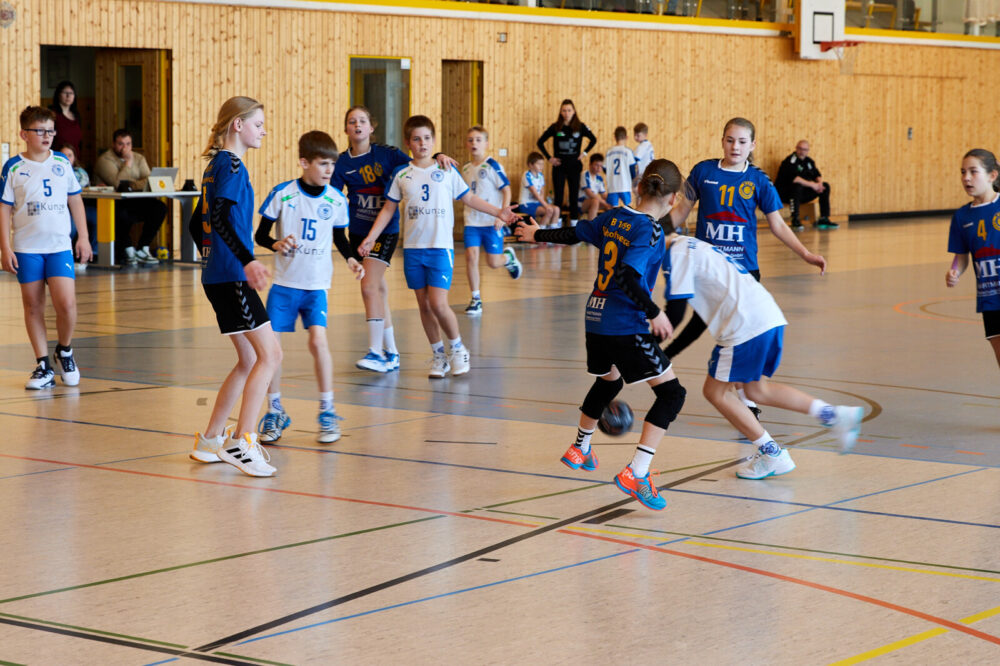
[25,129,57,137]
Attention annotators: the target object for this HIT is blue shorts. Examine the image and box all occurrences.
[607,192,631,206]
[517,202,541,217]
[265,284,328,332]
[463,225,504,255]
[708,326,784,383]
[15,250,75,284]
[403,248,454,290]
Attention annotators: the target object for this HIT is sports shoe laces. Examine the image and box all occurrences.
[260,412,281,431]
[30,365,51,379]
[58,354,76,372]
[319,412,342,428]
[636,480,657,500]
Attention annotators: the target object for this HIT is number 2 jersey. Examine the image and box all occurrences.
[461,158,509,227]
[947,196,1000,312]
[574,207,664,335]
[685,159,782,273]
[258,180,349,290]
[331,143,410,236]
[662,235,787,347]
[0,151,81,253]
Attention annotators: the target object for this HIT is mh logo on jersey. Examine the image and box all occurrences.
[316,203,333,220]
[975,256,1000,278]
[738,181,755,200]
[704,222,745,243]
[587,295,606,310]
[356,194,385,209]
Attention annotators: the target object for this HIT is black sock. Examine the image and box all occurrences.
[55,343,72,356]
[36,356,51,370]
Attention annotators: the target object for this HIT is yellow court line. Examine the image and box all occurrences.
[688,541,1000,584]
[830,604,1000,665]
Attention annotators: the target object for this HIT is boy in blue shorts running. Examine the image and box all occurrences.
[254,131,363,444]
[0,106,92,389]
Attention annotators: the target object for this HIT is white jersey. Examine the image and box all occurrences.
[663,236,787,347]
[461,157,509,227]
[386,162,468,249]
[605,145,637,195]
[635,140,655,179]
[258,180,348,290]
[518,170,545,205]
[0,151,81,253]
[578,170,606,203]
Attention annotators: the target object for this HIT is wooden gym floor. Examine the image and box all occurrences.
[0,216,997,664]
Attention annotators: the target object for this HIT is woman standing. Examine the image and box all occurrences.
[536,99,596,227]
[49,81,83,157]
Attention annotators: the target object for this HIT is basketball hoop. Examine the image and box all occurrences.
[820,40,861,74]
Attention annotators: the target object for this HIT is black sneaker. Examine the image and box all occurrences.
[749,405,762,421]
[816,218,839,229]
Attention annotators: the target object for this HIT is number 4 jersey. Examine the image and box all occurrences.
[948,196,1000,312]
[574,207,664,335]
[258,180,349,290]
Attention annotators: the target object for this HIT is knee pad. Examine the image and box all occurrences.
[645,378,686,429]
[580,376,625,420]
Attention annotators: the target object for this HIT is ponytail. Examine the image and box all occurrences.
[637,159,683,199]
[202,96,263,160]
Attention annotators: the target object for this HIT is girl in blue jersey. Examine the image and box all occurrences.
[665,117,827,415]
[515,160,688,511]
[946,148,1000,370]
[333,106,458,374]
[188,96,281,478]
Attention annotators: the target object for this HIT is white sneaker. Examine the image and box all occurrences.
[218,433,276,477]
[831,406,864,453]
[124,246,138,266]
[735,448,796,479]
[503,247,522,279]
[135,247,159,265]
[317,410,342,444]
[450,347,471,376]
[190,432,225,463]
[53,348,80,386]
[25,364,56,390]
[356,350,389,373]
[428,352,450,378]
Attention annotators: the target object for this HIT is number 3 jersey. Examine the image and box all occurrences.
[0,151,81,253]
[685,159,782,273]
[574,207,664,335]
[386,163,468,249]
[662,236,786,347]
[258,180,348,290]
[947,196,1000,312]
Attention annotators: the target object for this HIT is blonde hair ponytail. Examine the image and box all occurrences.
[202,96,263,159]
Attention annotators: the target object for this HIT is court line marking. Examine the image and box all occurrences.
[0,610,185,647]
[829,604,1000,664]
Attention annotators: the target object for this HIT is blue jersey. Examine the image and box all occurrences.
[686,159,782,272]
[947,197,1000,312]
[200,151,255,284]
[574,207,664,335]
[331,143,410,236]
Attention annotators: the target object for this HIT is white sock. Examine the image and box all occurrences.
[319,391,334,412]
[574,427,594,455]
[737,388,757,408]
[809,399,835,423]
[267,392,283,413]
[449,336,464,351]
[430,341,445,354]
[382,326,398,354]
[752,432,780,456]
[629,446,656,477]
[367,319,384,355]
[141,245,152,255]
[471,290,481,300]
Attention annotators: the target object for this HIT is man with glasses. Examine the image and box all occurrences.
[775,140,836,230]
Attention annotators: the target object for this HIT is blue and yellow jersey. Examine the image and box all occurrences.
[200,150,255,284]
[948,196,1000,312]
[686,159,782,272]
[574,206,664,335]
[331,143,410,236]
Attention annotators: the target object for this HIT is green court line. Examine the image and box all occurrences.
[0,611,185,648]
[485,509,560,521]
[0,516,441,605]
[602,524,1000,576]
[0,659,27,666]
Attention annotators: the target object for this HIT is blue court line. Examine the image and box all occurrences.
[0,467,75,480]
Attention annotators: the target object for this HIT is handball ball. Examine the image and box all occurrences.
[598,400,634,437]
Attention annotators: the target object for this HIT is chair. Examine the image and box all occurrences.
[845,0,896,29]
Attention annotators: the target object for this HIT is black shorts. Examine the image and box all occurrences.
[586,332,671,385]
[350,231,399,266]
[203,282,270,335]
[984,310,1000,338]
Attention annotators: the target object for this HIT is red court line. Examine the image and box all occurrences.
[562,531,1000,647]
[892,298,975,324]
[0,452,536,529]
[957,450,985,456]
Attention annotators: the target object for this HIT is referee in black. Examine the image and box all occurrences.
[536,99,596,227]
[775,140,836,230]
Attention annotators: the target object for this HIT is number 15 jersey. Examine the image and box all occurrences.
[574,207,664,335]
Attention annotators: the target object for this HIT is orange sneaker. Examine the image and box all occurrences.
[560,444,598,471]
[614,465,666,510]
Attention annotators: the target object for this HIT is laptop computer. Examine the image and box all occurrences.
[148,167,178,193]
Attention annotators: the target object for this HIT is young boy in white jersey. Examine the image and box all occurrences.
[0,107,92,389]
[578,152,610,221]
[253,131,363,444]
[360,115,517,378]
[517,152,558,228]
[662,232,863,479]
[461,125,522,317]
[633,123,654,190]
[604,126,637,207]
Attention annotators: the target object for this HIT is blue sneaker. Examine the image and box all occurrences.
[317,410,343,444]
[356,350,388,373]
[503,247,522,280]
[561,444,598,471]
[615,465,666,510]
[257,410,291,444]
[383,350,400,371]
